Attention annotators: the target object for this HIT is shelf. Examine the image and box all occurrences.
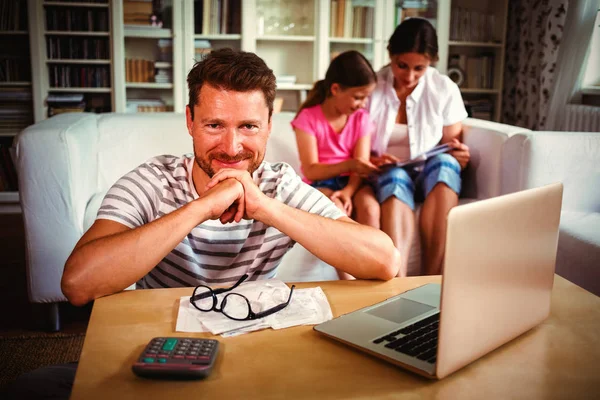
[460,88,500,94]
[257,35,315,42]
[194,34,242,40]
[0,132,20,137]
[0,31,28,35]
[126,83,174,89]
[581,86,600,95]
[154,62,172,69]
[0,191,19,203]
[448,41,503,48]
[47,59,111,64]
[276,83,313,90]
[45,30,110,36]
[329,37,374,44]
[0,82,32,86]
[44,1,109,7]
[124,28,173,39]
[48,87,112,93]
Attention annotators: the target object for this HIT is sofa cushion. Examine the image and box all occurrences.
[555,211,600,295]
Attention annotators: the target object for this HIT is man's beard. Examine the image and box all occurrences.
[195,150,262,178]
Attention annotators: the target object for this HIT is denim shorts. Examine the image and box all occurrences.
[310,176,350,191]
[371,153,462,210]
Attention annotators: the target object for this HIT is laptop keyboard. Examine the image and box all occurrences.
[372,313,440,364]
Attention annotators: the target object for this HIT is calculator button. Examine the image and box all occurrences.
[143,358,155,363]
[173,355,185,359]
[162,338,178,351]
[158,358,167,363]
[186,355,197,360]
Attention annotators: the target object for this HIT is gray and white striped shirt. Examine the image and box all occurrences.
[97,154,344,288]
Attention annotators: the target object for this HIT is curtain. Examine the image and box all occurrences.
[501,0,570,130]
[546,0,598,130]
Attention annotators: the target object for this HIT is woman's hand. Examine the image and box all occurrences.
[448,138,470,169]
[370,153,400,168]
[330,190,353,216]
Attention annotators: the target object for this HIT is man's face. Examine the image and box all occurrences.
[186,84,272,179]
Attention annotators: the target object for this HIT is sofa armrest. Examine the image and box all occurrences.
[502,131,600,212]
[460,118,530,200]
[15,113,100,303]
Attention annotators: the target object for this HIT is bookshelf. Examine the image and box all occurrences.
[447,0,509,121]
[0,0,32,212]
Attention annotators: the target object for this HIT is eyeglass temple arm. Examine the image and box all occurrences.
[253,285,295,319]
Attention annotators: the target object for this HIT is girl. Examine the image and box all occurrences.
[291,50,379,279]
[354,18,471,278]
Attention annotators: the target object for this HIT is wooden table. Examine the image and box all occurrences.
[71,275,600,399]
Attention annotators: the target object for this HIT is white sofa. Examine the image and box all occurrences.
[501,131,600,296]
[15,112,526,330]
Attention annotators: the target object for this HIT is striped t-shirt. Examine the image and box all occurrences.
[97,154,344,288]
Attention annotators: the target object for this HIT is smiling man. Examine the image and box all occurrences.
[60,49,401,307]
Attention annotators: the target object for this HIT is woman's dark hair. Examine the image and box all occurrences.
[387,18,439,62]
[187,48,276,120]
[297,50,376,114]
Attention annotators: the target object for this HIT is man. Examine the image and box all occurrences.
[61,48,401,307]
[9,49,400,400]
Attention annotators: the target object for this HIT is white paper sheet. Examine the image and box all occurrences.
[175,279,333,336]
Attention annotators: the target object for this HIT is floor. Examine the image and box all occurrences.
[0,213,91,336]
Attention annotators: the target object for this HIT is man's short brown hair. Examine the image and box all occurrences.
[187,48,277,120]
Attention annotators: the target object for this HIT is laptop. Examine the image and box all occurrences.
[314,183,563,379]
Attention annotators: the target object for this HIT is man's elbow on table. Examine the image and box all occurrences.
[61,257,92,307]
[376,248,402,280]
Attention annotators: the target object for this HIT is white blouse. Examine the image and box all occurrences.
[367,65,468,158]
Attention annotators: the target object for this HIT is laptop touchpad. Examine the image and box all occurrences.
[365,298,435,324]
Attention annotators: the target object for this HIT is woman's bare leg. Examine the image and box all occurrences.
[381,197,414,277]
[420,183,459,275]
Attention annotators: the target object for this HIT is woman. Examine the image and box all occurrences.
[354,18,470,277]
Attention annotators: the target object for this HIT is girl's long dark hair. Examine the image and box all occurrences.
[297,50,376,115]
[388,18,439,61]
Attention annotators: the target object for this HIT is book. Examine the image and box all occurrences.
[380,143,453,170]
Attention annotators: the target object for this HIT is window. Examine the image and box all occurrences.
[582,8,600,95]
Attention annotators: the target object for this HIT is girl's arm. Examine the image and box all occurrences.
[294,128,376,181]
[343,134,372,196]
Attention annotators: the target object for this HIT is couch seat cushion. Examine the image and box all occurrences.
[555,211,600,296]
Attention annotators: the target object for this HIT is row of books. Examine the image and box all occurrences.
[45,8,109,32]
[464,98,494,121]
[126,99,172,113]
[124,0,165,28]
[125,59,172,84]
[46,37,110,60]
[449,54,495,89]
[0,57,31,82]
[48,65,111,88]
[0,0,28,31]
[0,88,32,138]
[47,93,111,117]
[450,8,498,43]
[195,0,241,35]
[330,1,374,39]
[0,141,18,192]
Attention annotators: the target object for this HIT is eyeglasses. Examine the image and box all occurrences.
[190,274,295,321]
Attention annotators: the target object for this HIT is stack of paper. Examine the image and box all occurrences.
[176,280,333,337]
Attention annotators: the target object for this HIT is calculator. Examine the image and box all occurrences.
[132,337,219,379]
